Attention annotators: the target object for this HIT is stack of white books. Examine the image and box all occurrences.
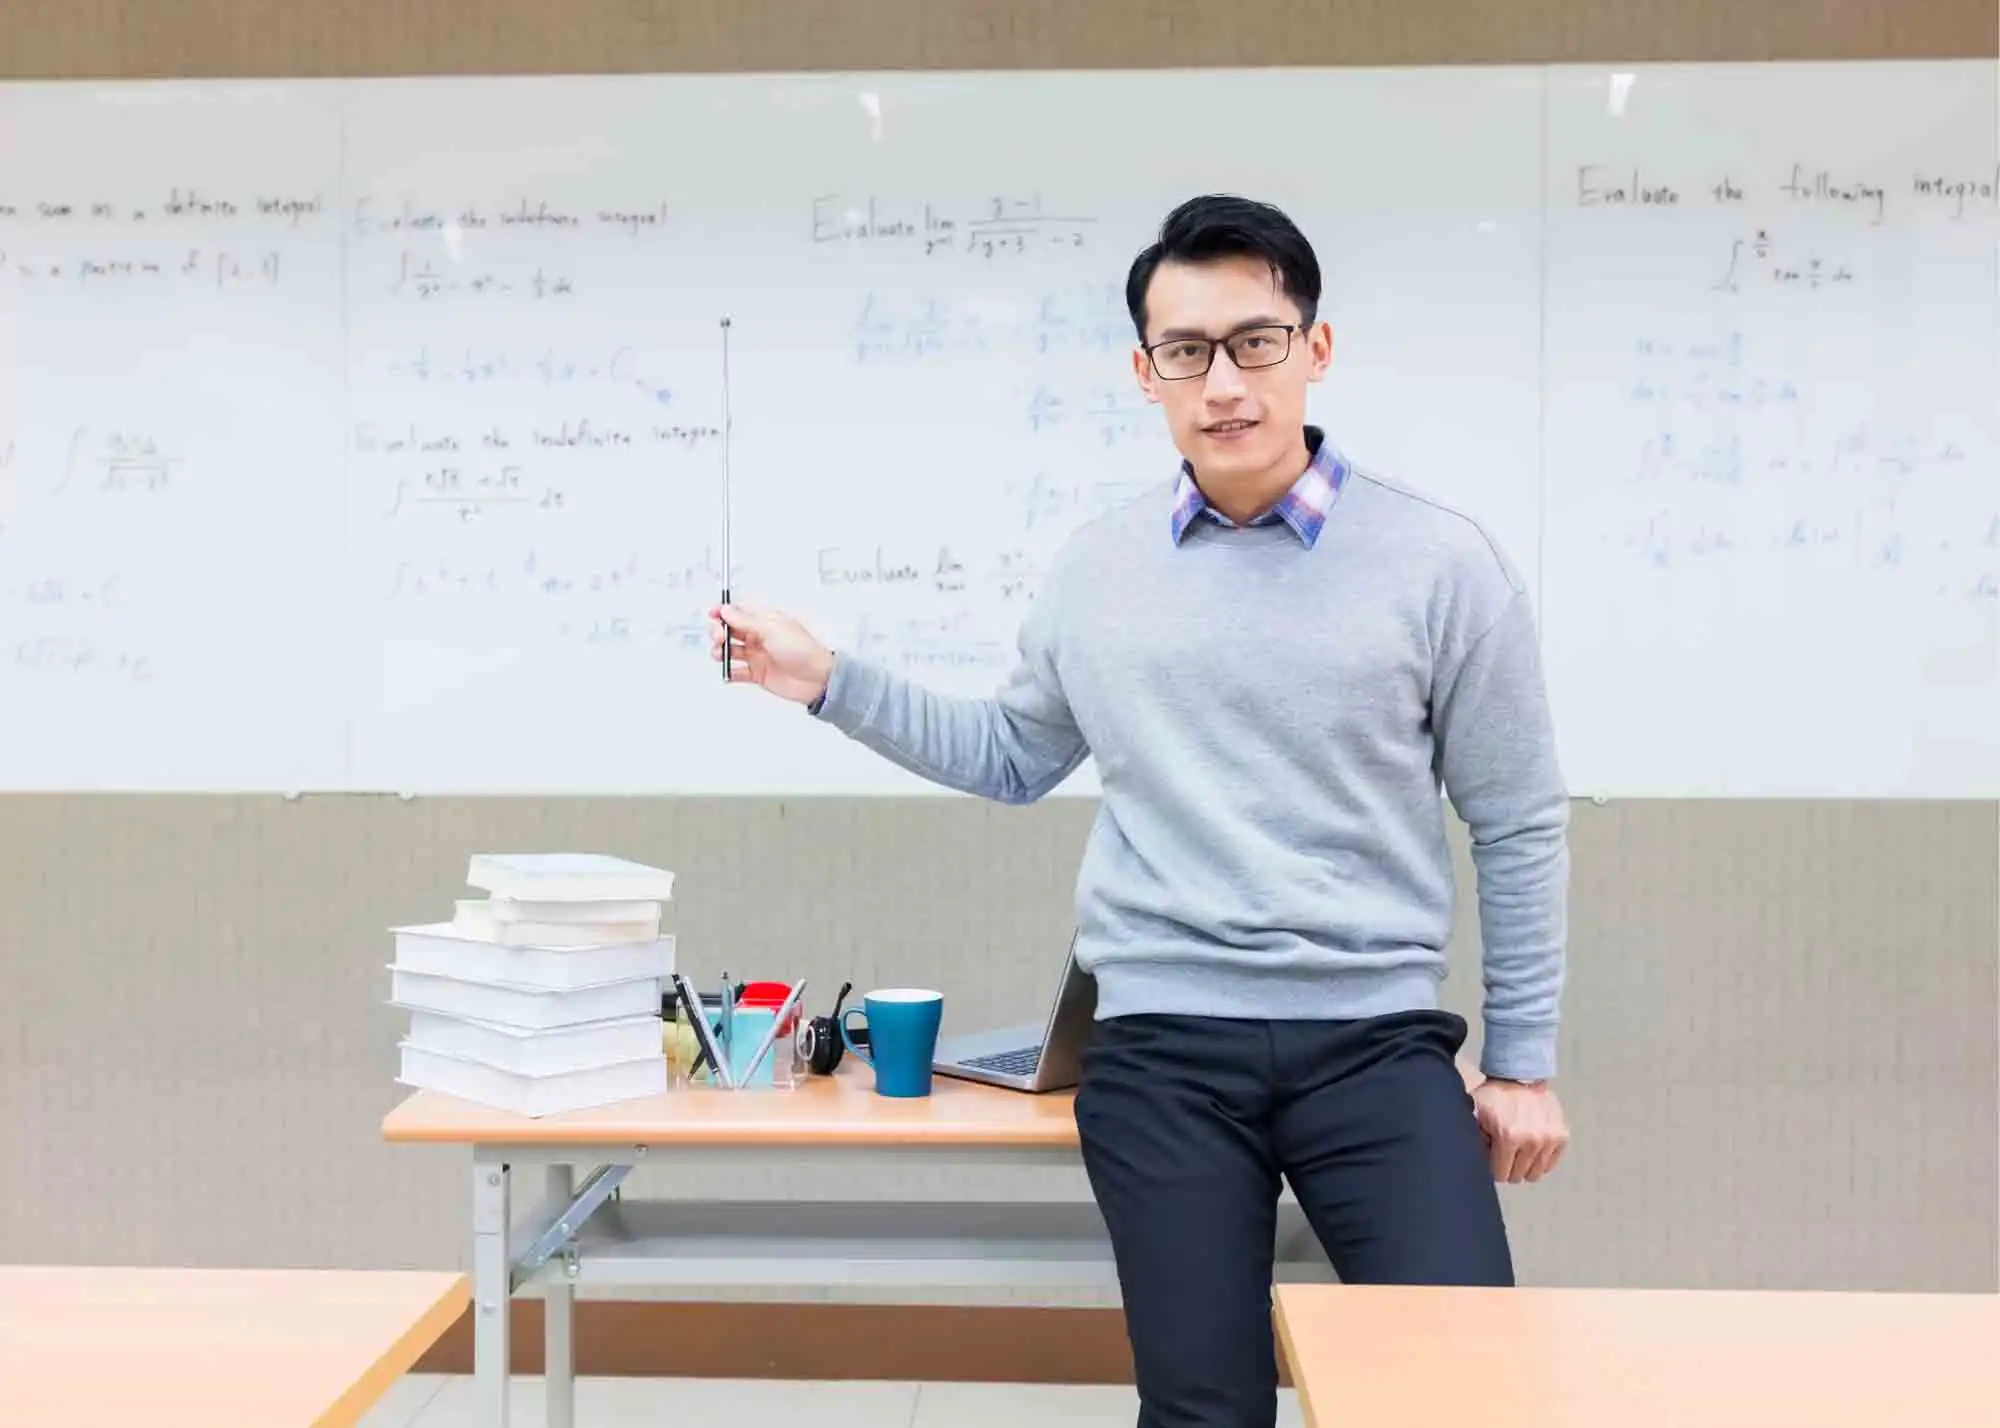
[388,853,678,1116]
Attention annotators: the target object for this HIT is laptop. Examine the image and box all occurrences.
[932,933,1098,1093]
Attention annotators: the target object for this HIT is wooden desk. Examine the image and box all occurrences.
[382,1060,1081,1148]
[0,1265,467,1428]
[1273,1283,2000,1428]
[385,1066,1330,1428]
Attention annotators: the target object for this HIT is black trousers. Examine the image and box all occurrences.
[1074,1009,1512,1428]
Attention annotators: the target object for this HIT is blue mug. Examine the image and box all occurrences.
[841,988,944,1098]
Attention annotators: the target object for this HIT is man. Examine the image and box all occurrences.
[710,194,1571,1428]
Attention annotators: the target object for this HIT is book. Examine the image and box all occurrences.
[391,921,674,991]
[398,1042,666,1117]
[488,895,664,926]
[465,853,676,903]
[452,899,662,949]
[403,1009,665,1077]
[388,965,664,1029]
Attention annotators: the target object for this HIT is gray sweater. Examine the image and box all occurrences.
[813,438,1569,1081]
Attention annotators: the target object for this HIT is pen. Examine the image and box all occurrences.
[686,996,716,1080]
[737,979,808,1087]
[719,971,736,1070]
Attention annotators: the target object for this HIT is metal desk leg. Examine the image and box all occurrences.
[472,1161,512,1428]
[544,1163,576,1428]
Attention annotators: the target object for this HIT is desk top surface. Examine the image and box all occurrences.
[1273,1284,2000,1428]
[0,1265,468,1428]
[382,1064,1080,1147]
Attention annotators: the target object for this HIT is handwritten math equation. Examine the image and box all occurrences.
[1711,228,1856,295]
[811,194,1096,260]
[849,283,1131,363]
[1624,332,1804,411]
[366,344,678,406]
[46,427,184,497]
[1622,332,1978,486]
[1612,324,1998,603]
[0,573,127,610]
[381,546,733,651]
[388,251,576,302]
[0,247,284,292]
[1022,383,1155,449]
[850,609,1007,672]
[813,542,1054,606]
[386,547,733,602]
[7,635,154,683]
[1620,507,1999,604]
[1004,472,1155,531]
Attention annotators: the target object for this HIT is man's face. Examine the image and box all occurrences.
[1131,254,1333,482]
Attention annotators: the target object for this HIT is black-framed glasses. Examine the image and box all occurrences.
[1143,324,1304,380]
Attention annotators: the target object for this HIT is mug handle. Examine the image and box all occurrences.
[840,1007,873,1067]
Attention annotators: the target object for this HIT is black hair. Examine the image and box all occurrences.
[1124,194,1321,341]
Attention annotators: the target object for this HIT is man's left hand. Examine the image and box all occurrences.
[1470,1079,1570,1184]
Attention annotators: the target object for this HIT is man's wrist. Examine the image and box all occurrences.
[805,650,836,715]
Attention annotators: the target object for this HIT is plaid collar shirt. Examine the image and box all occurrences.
[1168,425,1348,548]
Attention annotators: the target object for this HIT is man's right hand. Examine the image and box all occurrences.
[708,603,836,706]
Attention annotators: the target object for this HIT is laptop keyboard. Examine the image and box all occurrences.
[959,1045,1044,1076]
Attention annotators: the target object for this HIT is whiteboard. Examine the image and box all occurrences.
[1539,61,2000,797]
[0,62,1991,797]
[0,82,350,791]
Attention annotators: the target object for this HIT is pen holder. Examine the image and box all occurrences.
[670,976,809,1091]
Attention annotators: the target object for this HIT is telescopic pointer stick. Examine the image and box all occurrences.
[719,316,732,682]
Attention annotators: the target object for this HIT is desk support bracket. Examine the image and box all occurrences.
[512,1163,631,1291]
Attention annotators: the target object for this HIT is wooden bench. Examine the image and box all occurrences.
[1274,1282,2000,1427]
[0,1264,468,1427]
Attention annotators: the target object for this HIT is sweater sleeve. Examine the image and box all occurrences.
[809,560,1090,804]
[1430,588,1571,1082]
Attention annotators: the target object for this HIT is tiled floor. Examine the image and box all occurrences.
[360,1373,1308,1427]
